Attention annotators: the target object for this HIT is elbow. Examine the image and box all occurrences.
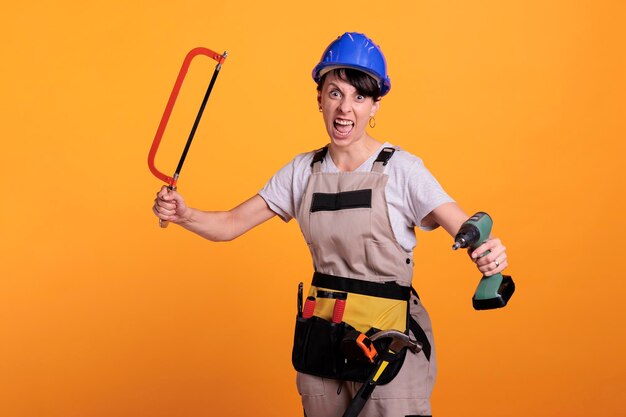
[212,234,237,243]
[204,226,239,243]
[190,210,240,242]
[213,211,241,242]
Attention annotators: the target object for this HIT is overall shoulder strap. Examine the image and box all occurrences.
[310,145,329,173]
[371,147,396,173]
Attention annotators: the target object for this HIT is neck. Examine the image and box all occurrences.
[329,135,383,172]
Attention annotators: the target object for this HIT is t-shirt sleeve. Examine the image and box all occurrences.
[405,158,455,231]
[258,158,298,223]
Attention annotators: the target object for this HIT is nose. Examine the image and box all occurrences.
[338,96,352,114]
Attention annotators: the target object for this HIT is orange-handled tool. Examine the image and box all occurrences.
[148,47,227,228]
[341,331,378,364]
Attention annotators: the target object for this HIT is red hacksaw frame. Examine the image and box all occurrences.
[148,47,227,189]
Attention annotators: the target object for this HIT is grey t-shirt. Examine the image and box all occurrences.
[258,142,454,253]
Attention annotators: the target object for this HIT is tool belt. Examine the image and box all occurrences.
[292,272,417,385]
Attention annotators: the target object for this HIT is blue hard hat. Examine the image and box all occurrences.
[312,32,391,96]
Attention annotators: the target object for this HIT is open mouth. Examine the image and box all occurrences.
[333,118,354,137]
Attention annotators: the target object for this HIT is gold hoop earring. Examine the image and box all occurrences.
[369,116,376,128]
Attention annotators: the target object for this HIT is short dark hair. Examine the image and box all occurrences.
[317,68,382,101]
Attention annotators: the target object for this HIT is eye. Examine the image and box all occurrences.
[356,94,365,101]
[330,90,341,98]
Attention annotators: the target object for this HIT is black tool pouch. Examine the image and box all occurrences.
[292,315,407,385]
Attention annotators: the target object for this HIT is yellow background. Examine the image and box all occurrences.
[2,1,625,416]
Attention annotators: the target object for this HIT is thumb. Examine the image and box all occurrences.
[158,185,178,201]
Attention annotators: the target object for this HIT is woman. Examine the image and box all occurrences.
[153,32,509,417]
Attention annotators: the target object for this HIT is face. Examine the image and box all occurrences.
[317,73,380,148]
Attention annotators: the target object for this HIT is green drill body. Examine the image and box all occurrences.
[453,212,515,310]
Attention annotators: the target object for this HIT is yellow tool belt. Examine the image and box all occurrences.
[292,272,411,384]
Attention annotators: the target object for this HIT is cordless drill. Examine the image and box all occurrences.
[452,212,515,310]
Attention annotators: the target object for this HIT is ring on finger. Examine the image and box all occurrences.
[494,259,500,268]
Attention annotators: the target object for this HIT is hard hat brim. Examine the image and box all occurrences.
[313,64,391,97]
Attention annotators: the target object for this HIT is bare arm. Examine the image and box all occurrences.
[153,186,276,242]
[422,202,509,276]
[421,201,468,238]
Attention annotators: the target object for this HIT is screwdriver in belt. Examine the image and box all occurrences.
[297,282,303,317]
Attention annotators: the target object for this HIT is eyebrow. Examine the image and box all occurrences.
[327,81,357,94]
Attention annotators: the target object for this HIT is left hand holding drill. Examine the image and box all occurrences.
[469,237,508,276]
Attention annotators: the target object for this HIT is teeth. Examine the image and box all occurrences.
[335,119,354,126]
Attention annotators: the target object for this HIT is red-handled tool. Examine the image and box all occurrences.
[148,47,227,228]
[332,299,346,324]
[302,296,316,319]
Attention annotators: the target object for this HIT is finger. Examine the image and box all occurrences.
[476,249,508,274]
[157,185,170,199]
[153,199,177,217]
[470,237,502,260]
[157,186,180,201]
[484,259,509,276]
[152,205,169,220]
[155,196,177,211]
[479,254,507,272]
[474,245,507,267]
[154,207,178,223]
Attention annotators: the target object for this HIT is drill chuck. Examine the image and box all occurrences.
[452,239,465,250]
[452,224,481,250]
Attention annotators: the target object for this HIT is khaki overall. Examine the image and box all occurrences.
[294,147,436,417]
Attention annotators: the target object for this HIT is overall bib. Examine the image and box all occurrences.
[293,146,437,417]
